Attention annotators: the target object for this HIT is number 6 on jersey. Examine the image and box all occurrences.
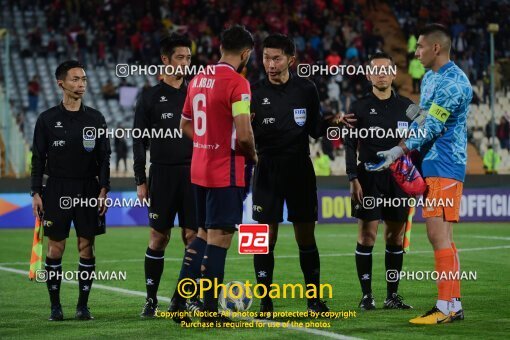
[192,93,206,136]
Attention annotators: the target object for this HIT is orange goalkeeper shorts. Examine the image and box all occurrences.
[422,177,463,222]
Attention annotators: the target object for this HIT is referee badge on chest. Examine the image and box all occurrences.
[83,134,96,152]
[294,108,307,126]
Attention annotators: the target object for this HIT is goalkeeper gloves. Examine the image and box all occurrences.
[365,146,404,172]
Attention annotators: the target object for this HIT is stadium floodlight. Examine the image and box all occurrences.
[488,23,499,172]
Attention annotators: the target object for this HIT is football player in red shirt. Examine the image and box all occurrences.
[169,25,257,325]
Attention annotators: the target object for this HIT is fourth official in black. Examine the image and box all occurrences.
[344,52,414,311]
[132,34,198,318]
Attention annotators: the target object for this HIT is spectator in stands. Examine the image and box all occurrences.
[483,71,490,104]
[345,44,359,61]
[27,27,42,56]
[28,75,40,113]
[26,147,32,177]
[327,77,341,113]
[96,39,106,67]
[408,57,425,93]
[313,151,331,176]
[16,112,24,133]
[76,29,88,66]
[114,130,128,173]
[141,80,152,95]
[101,80,118,100]
[483,145,500,174]
[497,116,510,150]
[407,32,417,61]
[326,50,342,68]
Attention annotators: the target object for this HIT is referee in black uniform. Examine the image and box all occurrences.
[133,34,198,317]
[251,34,354,316]
[345,52,413,310]
[31,60,111,321]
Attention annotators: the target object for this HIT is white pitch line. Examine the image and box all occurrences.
[468,235,510,241]
[2,245,510,266]
[0,266,359,340]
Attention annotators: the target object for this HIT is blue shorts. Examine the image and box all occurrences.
[194,185,244,230]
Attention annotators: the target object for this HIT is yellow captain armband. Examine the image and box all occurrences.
[429,103,451,123]
[232,100,251,117]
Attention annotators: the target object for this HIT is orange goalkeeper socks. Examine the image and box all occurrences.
[434,247,455,302]
[451,242,461,299]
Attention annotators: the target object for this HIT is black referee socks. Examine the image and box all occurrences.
[144,248,165,304]
[254,244,276,303]
[355,243,373,295]
[45,257,62,307]
[201,244,227,312]
[298,244,321,301]
[77,257,95,308]
[172,237,207,304]
[385,244,404,298]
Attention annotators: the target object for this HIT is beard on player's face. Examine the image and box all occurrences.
[236,49,251,73]
[237,59,247,73]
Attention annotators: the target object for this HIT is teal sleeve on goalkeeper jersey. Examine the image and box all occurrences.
[404,61,473,182]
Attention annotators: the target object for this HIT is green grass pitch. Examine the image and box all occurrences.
[1,223,509,339]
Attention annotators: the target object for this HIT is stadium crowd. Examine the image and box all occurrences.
[4,0,510,174]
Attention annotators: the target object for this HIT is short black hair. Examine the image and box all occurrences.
[369,51,394,65]
[262,34,296,56]
[419,23,451,40]
[220,25,254,53]
[55,60,84,80]
[160,33,192,58]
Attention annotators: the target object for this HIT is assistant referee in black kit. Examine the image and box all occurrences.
[345,52,413,311]
[250,34,354,316]
[133,34,198,318]
[31,60,111,321]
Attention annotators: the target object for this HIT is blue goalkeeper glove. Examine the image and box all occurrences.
[365,146,404,172]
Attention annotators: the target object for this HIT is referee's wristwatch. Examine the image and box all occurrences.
[348,173,358,181]
[30,191,40,197]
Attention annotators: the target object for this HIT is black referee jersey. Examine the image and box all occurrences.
[251,74,326,156]
[133,80,192,185]
[345,91,414,181]
[31,102,111,194]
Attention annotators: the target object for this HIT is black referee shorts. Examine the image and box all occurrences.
[252,154,318,223]
[42,177,105,241]
[148,164,197,231]
[351,164,409,222]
